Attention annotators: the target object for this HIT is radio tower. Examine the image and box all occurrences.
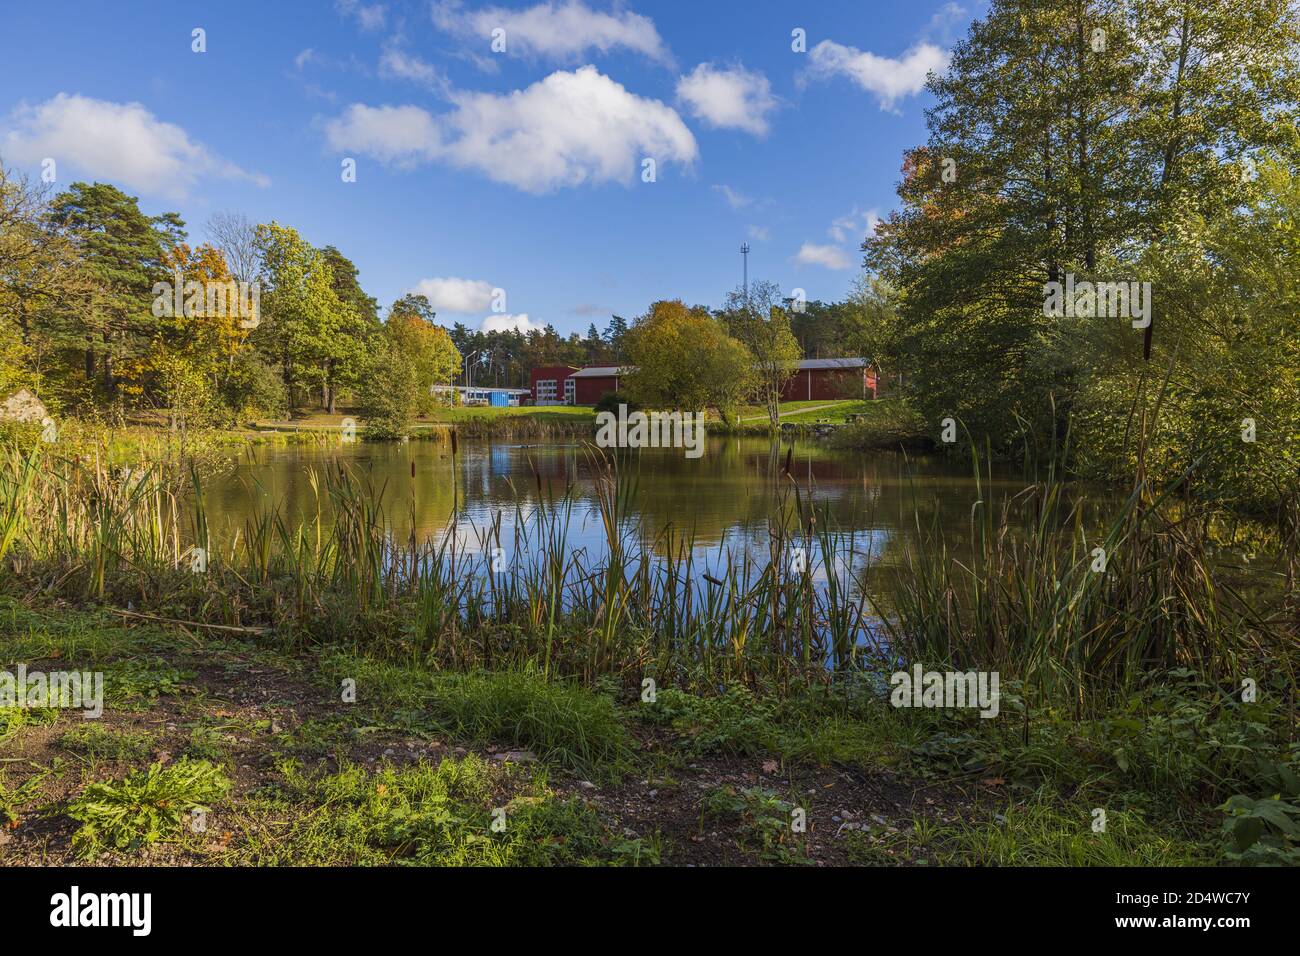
[740,242,750,300]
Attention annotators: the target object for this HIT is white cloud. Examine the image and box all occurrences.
[481,313,543,334]
[0,93,268,200]
[379,47,449,93]
[805,40,949,110]
[294,48,318,70]
[794,243,854,270]
[432,0,670,65]
[676,63,776,136]
[829,206,880,244]
[325,66,697,192]
[747,224,770,241]
[336,0,387,31]
[325,104,442,166]
[409,277,497,313]
[712,184,751,210]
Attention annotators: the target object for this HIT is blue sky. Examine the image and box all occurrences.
[0,0,979,336]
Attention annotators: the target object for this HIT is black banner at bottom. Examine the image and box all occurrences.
[1,865,1285,940]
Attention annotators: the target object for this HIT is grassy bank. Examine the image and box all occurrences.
[3,599,1289,866]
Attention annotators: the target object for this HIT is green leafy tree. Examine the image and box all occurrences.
[624,300,755,417]
[385,295,462,414]
[720,280,801,430]
[253,223,346,415]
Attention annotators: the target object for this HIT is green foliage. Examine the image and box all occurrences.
[68,759,230,858]
[238,755,613,866]
[641,685,780,756]
[623,299,754,413]
[703,783,808,864]
[868,0,1300,498]
[855,788,1214,866]
[60,724,155,762]
[356,336,419,438]
[1220,794,1300,865]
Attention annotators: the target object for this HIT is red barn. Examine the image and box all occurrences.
[528,365,580,405]
[567,366,626,405]
[780,358,876,401]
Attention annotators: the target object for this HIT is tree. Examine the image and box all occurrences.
[356,336,419,438]
[384,297,462,414]
[253,223,344,415]
[317,245,377,413]
[720,280,801,430]
[0,161,92,403]
[129,241,246,427]
[867,0,1300,449]
[205,211,261,284]
[623,300,755,417]
[47,182,183,400]
[603,314,629,359]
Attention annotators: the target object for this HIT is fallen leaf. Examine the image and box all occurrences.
[761,760,779,774]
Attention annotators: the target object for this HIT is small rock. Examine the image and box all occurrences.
[577,780,596,790]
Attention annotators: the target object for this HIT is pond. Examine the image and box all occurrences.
[202,434,1111,590]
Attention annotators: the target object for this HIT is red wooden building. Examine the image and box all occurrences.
[528,365,580,405]
[528,358,876,406]
[779,358,877,401]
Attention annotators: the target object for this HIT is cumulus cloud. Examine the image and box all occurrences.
[481,313,543,334]
[409,277,497,313]
[676,63,776,136]
[0,93,268,200]
[793,243,854,270]
[804,40,949,110]
[325,103,443,166]
[432,0,670,65]
[324,66,697,192]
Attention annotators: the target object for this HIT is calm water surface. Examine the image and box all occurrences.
[202,436,1110,589]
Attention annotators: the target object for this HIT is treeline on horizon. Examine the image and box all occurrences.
[0,164,867,437]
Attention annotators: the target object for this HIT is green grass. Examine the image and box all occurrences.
[227,755,620,866]
[60,724,156,762]
[845,788,1216,866]
[317,654,634,780]
[422,405,596,424]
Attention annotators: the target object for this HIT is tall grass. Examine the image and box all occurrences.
[0,435,1292,713]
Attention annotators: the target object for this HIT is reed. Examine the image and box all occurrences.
[0,435,1291,713]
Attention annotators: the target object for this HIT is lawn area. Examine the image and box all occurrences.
[423,404,596,426]
[251,404,596,434]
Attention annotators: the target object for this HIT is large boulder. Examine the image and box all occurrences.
[0,388,49,424]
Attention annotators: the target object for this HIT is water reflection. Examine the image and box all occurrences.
[205,435,1091,587]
